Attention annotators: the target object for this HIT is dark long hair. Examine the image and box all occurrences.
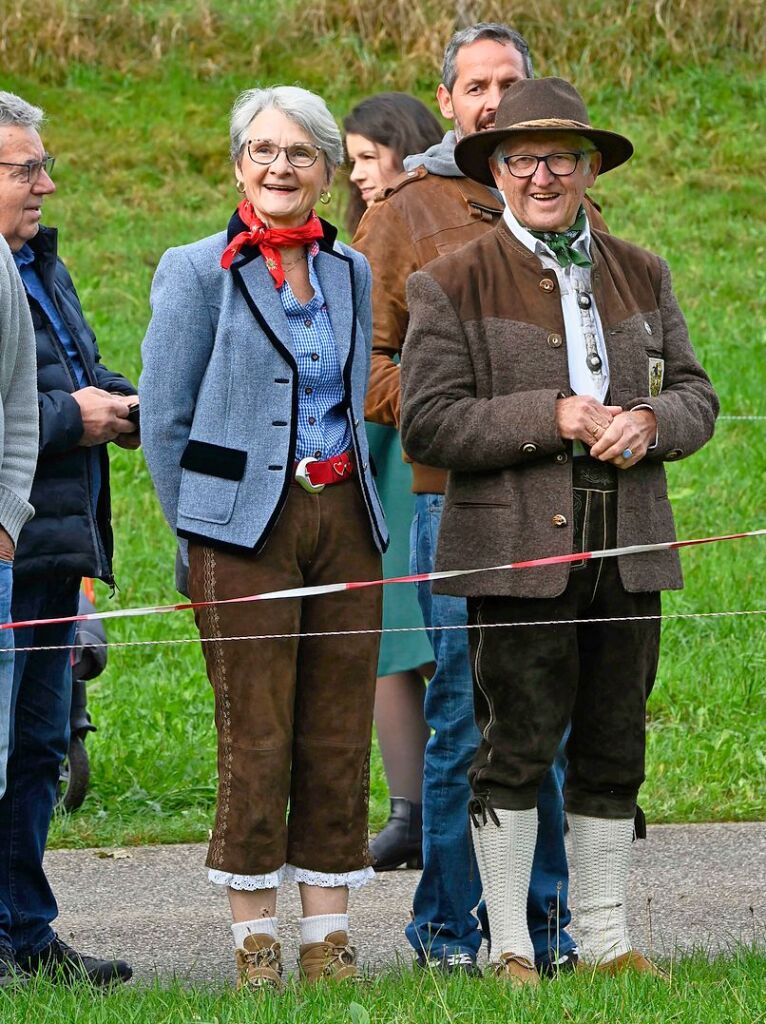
[343,92,443,236]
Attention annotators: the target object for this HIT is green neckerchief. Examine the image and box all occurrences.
[528,206,592,268]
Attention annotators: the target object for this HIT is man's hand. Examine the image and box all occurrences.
[589,409,657,468]
[113,399,141,450]
[71,388,139,447]
[0,527,14,562]
[555,396,623,445]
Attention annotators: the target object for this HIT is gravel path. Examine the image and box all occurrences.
[45,822,765,983]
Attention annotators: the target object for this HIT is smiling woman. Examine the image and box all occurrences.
[139,84,389,990]
[342,92,442,235]
[236,112,327,232]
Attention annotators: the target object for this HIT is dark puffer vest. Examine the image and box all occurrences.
[14,226,135,583]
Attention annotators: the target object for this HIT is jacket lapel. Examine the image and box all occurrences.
[313,248,354,372]
[234,253,294,355]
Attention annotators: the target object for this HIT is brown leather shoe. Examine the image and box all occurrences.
[298,930,358,983]
[488,952,541,987]
[235,933,284,992]
[579,950,667,978]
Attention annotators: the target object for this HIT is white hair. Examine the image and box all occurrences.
[229,86,343,178]
[0,91,44,130]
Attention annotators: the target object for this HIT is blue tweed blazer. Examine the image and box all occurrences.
[140,217,388,579]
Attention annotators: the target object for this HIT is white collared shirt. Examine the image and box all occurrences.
[502,203,657,451]
[502,203,609,402]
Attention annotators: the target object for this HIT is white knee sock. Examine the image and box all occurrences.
[300,913,349,944]
[231,916,278,948]
[471,806,537,964]
[568,813,633,963]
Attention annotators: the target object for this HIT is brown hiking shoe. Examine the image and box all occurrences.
[579,950,667,978]
[298,930,358,983]
[235,934,284,992]
[488,952,540,988]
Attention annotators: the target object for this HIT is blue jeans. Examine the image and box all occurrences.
[405,494,575,963]
[0,575,79,956]
[0,560,15,800]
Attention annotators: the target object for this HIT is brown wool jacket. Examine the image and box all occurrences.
[353,165,607,493]
[399,219,719,598]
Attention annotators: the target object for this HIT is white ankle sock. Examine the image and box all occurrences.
[299,913,349,945]
[568,813,633,963]
[471,806,537,964]
[231,916,278,948]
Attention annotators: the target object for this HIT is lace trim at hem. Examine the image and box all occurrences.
[285,864,375,889]
[208,866,285,890]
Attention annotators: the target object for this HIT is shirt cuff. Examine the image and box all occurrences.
[632,403,658,449]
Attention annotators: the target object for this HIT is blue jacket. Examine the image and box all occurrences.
[15,227,135,582]
[140,216,388,581]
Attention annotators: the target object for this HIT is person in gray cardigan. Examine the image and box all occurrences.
[141,85,387,990]
[0,234,37,810]
[401,78,718,984]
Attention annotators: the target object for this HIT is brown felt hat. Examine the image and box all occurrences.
[454,77,634,186]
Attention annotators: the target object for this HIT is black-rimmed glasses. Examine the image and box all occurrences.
[0,155,56,184]
[246,140,322,168]
[502,151,592,178]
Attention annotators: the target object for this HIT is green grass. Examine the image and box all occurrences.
[2,949,765,1024]
[0,38,763,851]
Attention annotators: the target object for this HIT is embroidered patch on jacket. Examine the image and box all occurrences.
[649,357,665,397]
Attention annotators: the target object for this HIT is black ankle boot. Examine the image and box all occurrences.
[370,798,423,870]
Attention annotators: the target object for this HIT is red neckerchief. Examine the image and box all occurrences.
[220,200,324,287]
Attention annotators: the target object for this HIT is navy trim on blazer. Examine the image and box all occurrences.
[180,439,247,481]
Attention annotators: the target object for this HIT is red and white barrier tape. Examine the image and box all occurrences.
[2,527,765,634]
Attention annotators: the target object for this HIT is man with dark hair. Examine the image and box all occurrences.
[0,90,137,987]
[354,24,598,974]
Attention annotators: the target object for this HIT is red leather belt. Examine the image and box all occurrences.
[293,451,354,493]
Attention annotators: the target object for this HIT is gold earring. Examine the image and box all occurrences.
[236,180,246,194]
[319,190,332,205]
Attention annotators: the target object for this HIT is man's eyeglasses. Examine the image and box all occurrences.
[0,155,56,184]
[502,151,593,178]
[246,140,322,168]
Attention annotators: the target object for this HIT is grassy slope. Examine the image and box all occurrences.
[1,48,764,849]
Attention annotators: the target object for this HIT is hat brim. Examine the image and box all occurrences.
[454,125,634,186]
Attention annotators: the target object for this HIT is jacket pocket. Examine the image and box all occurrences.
[177,441,247,525]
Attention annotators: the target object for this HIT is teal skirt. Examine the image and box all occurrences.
[367,422,433,676]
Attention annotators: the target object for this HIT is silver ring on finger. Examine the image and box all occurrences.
[622,447,633,459]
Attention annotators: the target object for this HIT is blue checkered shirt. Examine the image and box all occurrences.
[280,242,351,460]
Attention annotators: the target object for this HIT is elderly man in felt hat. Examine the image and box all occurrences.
[400,77,718,984]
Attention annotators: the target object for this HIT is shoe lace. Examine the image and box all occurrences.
[323,941,356,975]
[491,953,535,975]
[445,952,475,967]
[244,944,282,974]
